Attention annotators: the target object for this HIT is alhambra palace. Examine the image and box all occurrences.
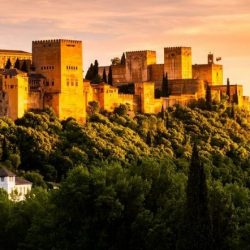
[0,39,249,123]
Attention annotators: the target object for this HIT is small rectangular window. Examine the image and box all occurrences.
[1,177,4,182]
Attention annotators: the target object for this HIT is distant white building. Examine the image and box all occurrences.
[0,168,32,201]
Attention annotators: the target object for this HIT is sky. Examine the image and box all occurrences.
[0,0,250,94]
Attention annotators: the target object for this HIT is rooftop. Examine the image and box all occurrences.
[0,49,31,55]
[0,168,15,177]
[15,177,32,185]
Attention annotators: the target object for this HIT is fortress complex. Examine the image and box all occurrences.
[99,47,250,109]
[0,40,249,122]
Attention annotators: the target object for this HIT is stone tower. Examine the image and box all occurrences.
[32,39,86,123]
[164,47,192,80]
[125,51,156,83]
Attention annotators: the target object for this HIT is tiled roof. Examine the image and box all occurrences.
[0,167,15,177]
[15,177,32,185]
[0,49,31,55]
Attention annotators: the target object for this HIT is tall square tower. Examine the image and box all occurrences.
[125,51,156,83]
[32,39,86,123]
[164,47,192,80]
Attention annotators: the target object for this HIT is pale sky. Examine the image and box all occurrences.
[0,0,250,94]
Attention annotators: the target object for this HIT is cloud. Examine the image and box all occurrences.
[0,0,249,94]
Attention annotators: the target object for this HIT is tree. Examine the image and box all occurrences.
[121,53,126,65]
[234,92,239,105]
[231,104,236,119]
[93,60,99,77]
[206,84,212,109]
[5,58,12,69]
[226,78,230,102]
[102,68,107,83]
[85,61,101,83]
[108,66,113,85]
[23,171,47,188]
[14,58,20,69]
[179,143,213,250]
[114,104,128,116]
[1,136,9,161]
[87,101,100,116]
[85,63,94,80]
[162,73,169,97]
[146,131,153,146]
[111,57,121,65]
[160,105,166,120]
[21,60,29,72]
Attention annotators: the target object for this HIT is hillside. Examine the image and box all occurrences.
[0,104,250,249]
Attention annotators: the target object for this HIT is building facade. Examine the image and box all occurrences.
[0,39,86,123]
[0,49,32,69]
[0,168,32,201]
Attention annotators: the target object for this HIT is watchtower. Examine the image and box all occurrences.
[32,39,86,123]
[164,47,192,80]
[125,50,156,83]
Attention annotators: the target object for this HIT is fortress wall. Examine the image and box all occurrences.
[211,84,243,106]
[112,64,126,84]
[168,79,205,98]
[149,64,164,89]
[163,94,197,108]
[192,64,223,85]
[98,66,110,79]
[28,92,42,110]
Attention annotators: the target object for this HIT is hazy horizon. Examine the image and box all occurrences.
[1,0,249,94]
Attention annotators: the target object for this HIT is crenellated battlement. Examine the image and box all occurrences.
[164,47,191,51]
[32,39,82,44]
[126,50,156,54]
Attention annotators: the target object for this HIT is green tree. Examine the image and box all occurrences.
[226,78,230,102]
[14,58,20,69]
[114,104,128,116]
[93,60,99,77]
[87,101,100,116]
[234,92,239,105]
[146,131,153,146]
[121,53,126,65]
[108,66,113,85]
[5,58,12,69]
[21,60,29,72]
[179,144,213,250]
[1,136,9,161]
[24,171,47,188]
[102,68,107,83]
[162,73,169,97]
[85,63,94,80]
[206,84,212,109]
[85,60,101,83]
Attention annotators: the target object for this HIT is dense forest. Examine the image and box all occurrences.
[0,100,250,250]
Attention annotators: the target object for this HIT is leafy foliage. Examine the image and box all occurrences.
[0,104,249,249]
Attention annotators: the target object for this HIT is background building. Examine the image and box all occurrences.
[0,168,32,201]
[0,49,32,69]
